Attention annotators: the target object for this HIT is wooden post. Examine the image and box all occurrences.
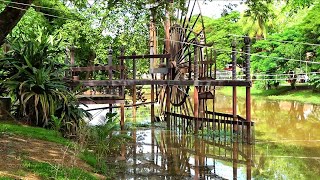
[108,47,113,114]
[108,46,113,81]
[120,103,125,130]
[149,11,156,124]
[232,40,238,132]
[194,46,199,134]
[132,52,137,122]
[194,87,199,134]
[233,141,239,179]
[164,2,171,54]
[165,55,171,129]
[151,83,155,124]
[212,48,217,128]
[244,37,251,143]
[247,145,253,179]
[120,47,125,97]
[149,8,157,73]
[164,1,172,127]
[120,47,125,130]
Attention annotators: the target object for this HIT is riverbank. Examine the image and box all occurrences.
[0,121,104,180]
[218,85,320,105]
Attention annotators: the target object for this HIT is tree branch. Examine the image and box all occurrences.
[0,0,33,45]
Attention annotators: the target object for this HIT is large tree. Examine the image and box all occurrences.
[0,0,33,45]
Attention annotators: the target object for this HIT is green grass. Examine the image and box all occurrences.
[0,122,71,146]
[0,177,15,180]
[219,86,320,105]
[79,150,98,170]
[22,160,97,180]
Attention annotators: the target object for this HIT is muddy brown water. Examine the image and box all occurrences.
[109,94,320,179]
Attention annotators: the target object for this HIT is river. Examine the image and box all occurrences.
[105,94,320,179]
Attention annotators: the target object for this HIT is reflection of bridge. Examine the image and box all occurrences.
[115,129,254,179]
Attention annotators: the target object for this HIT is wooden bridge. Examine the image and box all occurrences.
[65,0,254,144]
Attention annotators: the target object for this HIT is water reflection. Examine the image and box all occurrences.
[214,95,320,142]
[215,94,320,179]
[111,95,320,179]
[109,128,254,179]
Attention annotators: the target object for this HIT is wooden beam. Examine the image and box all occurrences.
[118,54,170,60]
[70,80,251,87]
[78,99,124,104]
[86,101,156,111]
[71,65,125,72]
[165,112,254,126]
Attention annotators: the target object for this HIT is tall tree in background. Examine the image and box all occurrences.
[243,0,274,39]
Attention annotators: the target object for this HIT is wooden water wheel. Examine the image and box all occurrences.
[157,0,210,118]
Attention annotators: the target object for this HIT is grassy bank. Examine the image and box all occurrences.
[219,86,320,105]
[0,121,102,179]
[0,121,70,145]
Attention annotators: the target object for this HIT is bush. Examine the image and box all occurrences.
[309,74,320,92]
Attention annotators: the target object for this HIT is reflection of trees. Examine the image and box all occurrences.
[309,105,320,121]
[253,143,320,179]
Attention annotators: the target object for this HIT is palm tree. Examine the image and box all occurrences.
[242,0,275,39]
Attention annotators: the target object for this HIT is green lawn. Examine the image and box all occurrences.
[219,86,320,105]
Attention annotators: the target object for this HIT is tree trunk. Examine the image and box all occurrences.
[0,0,33,45]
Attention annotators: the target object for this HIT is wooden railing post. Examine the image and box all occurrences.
[244,37,251,143]
[194,46,199,134]
[132,52,137,123]
[120,47,125,130]
[165,55,171,129]
[108,46,113,114]
[231,40,238,133]
[120,47,125,98]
